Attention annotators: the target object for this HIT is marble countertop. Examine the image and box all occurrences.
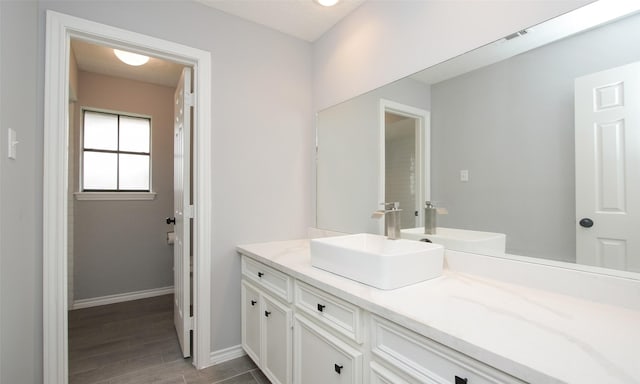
[237,239,640,384]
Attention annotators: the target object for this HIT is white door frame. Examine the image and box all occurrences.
[379,99,431,233]
[43,11,212,383]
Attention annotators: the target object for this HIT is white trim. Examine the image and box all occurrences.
[0,4,3,379]
[209,345,246,366]
[378,99,431,233]
[74,192,157,201]
[43,11,213,383]
[70,286,174,310]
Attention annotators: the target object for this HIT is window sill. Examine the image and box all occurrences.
[74,192,157,201]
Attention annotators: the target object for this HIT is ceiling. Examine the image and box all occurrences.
[197,0,365,42]
[71,0,364,88]
[71,39,185,87]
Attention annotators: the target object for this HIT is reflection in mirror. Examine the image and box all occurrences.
[316,2,640,276]
[383,100,429,231]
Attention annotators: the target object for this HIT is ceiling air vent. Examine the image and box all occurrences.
[505,29,530,41]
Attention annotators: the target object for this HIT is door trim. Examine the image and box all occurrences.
[43,11,212,383]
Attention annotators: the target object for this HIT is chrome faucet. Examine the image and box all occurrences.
[372,202,402,240]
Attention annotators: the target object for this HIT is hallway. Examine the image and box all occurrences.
[68,295,268,384]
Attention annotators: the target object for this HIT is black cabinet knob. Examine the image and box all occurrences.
[579,218,594,228]
[166,217,176,225]
[250,300,257,306]
[455,376,468,384]
[258,272,264,278]
[264,311,271,317]
[334,364,343,374]
[317,304,326,312]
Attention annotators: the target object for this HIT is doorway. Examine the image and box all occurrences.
[68,38,184,312]
[43,11,212,383]
[379,99,430,233]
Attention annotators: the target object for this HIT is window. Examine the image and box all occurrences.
[82,110,151,192]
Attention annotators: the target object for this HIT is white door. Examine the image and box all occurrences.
[173,67,193,357]
[575,62,640,272]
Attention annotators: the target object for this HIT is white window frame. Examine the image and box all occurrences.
[76,107,156,201]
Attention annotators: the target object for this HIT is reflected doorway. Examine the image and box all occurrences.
[380,100,430,232]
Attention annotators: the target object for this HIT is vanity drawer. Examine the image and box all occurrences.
[371,316,525,384]
[242,255,292,303]
[294,280,363,344]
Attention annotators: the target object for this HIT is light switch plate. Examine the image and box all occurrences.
[460,169,469,182]
[7,128,17,160]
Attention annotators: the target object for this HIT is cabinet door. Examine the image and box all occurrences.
[241,281,261,365]
[294,314,362,384]
[262,294,293,384]
[370,361,416,384]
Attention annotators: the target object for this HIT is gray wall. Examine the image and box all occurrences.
[0,2,41,383]
[312,1,589,111]
[1,1,312,382]
[316,78,430,234]
[73,71,174,300]
[431,12,640,262]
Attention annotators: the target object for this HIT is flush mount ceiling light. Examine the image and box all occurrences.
[113,49,150,66]
[316,0,339,7]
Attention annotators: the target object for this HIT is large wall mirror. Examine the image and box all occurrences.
[316,1,640,277]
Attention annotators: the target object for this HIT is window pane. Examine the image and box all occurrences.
[83,152,117,190]
[120,116,150,153]
[84,111,118,150]
[119,154,150,190]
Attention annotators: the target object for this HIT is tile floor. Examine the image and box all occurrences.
[68,294,269,384]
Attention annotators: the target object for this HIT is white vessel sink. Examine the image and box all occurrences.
[401,227,506,256]
[310,233,444,290]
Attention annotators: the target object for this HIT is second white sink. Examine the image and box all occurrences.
[401,227,506,256]
[310,233,444,290]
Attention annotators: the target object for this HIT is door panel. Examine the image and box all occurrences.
[293,314,362,384]
[262,295,292,384]
[241,281,261,365]
[575,61,640,272]
[173,67,192,357]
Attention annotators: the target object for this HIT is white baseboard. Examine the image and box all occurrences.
[70,286,174,310]
[209,344,246,367]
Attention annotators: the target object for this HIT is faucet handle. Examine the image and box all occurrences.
[380,202,400,210]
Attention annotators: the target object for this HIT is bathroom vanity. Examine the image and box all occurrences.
[238,238,640,384]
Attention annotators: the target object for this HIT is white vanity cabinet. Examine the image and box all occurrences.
[370,315,526,384]
[240,281,261,364]
[293,314,363,384]
[293,280,364,384]
[240,253,526,384]
[241,257,293,384]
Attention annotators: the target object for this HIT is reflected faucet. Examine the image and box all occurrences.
[372,202,402,240]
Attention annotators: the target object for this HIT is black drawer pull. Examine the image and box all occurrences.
[250,300,257,306]
[317,304,326,312]
[257,272,264,278]
[455,376,468,384]
[264,311,271,317]
[334,364,343,374]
